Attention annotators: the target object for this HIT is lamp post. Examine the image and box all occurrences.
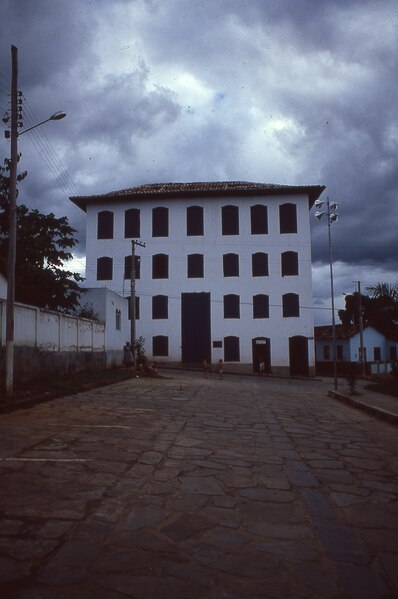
[18,111,67,136]
[315,196,339,390]
[4,45,66,399]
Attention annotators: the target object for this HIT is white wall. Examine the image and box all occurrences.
[84,192,314,368]
[0,299,105,351]
[349,327,389,362]
[82,287,129,351]
[0,273,7,300]
[316,326,396,363]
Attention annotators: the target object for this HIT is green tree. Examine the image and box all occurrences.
[366,282,398,303]
[0,158,84,313]
[338,283,398,334]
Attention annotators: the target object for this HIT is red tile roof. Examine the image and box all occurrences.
[71,180,325,211]
[315,324,398,341]
[315,325,358,340]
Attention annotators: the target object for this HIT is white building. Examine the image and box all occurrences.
[315,324,398,374]
[81,287,129,365]
[71,181,325,375]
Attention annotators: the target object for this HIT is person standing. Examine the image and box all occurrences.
[202,358,209,379]
[123,342,134,369]
[217,359,224,380]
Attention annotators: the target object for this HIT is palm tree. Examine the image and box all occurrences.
[365,281,398,332]
[366,281,398,302]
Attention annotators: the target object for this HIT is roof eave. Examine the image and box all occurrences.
[70,184,326,213]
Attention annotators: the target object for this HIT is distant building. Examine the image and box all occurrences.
[81,287,129,366]
[315,324,398,374]
[71,181,325,375]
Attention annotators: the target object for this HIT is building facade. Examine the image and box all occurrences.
[71,181,325,375]
[315,324,398,374]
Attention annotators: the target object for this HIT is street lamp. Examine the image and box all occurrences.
[315,197,339,390]
[18,111,67,136]
[4,45,66,399]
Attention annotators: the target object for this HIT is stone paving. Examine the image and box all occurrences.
[0,371,397,598]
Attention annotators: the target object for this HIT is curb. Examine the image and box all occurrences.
[328,390,398,425]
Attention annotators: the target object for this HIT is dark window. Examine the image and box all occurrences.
[125,208,140,238]
[281,251,299,276]
[152,207,169,237]
[187,254,204,278]
[152,295,168,319]
[323,345,330,360]
[373,347,381,361]
[213,340,222,348]
[153,335,168,356]
[337,345,343,360]
[97,211,114,239]
[127,296,140,320]
[250,205,268,234]
[124,255,140,280]
[115,309,121,330]
[187,206,204,236]
[390,346,397,361]
[152,254,169,279]
[252,252,269,277]
[223,253,239,277]
[279,203,297,234]
[253,294,269,318]
[97,257,113,280]
[282,293,300,317]
[224,294,240,318]
[224,336,240,361]
[222,205,239,235]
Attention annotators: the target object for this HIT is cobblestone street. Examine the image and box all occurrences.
[0,371,397,598]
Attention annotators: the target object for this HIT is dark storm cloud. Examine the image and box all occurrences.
[1,0,397,301]
[75,66,181,157]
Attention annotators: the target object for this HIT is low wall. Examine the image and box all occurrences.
[0,347,107,386]
[0,299,105,351]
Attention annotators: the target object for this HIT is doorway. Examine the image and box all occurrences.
[252,337,271,373]
[181,293,211,364]
[289,335,309,376]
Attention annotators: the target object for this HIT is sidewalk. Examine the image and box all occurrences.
[328,378,398,425]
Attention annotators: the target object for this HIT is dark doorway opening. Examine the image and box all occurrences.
[289,336,309,376]
[252,337,271,373]
[181,293,211,364]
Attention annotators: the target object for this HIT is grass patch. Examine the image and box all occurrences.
[365,381,398,399]
[3,368,140,408]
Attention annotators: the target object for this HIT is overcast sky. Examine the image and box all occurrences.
[1,0,397,324]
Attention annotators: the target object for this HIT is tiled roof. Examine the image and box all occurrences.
[315,323,398,341]
[70,180,325,211]
[315,325,358,340]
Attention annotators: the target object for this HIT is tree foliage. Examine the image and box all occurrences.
[338,283,398,334]
[0,158,84,313]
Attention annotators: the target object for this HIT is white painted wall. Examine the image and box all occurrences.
[0,299,105,351]
[349,327,389,362]
[81,287,129,351]
[315,326,397,363]
[84,192,315,368]
[0,273,7,300]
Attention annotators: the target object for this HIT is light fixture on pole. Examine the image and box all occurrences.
[4,45,67,400]
[314,196,339,390]
[18,111,67,136]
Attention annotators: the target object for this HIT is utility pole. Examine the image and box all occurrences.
[130,239,145,361]
[5,45,19,399]
[327,201,338,391]
[357,281,365,378]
